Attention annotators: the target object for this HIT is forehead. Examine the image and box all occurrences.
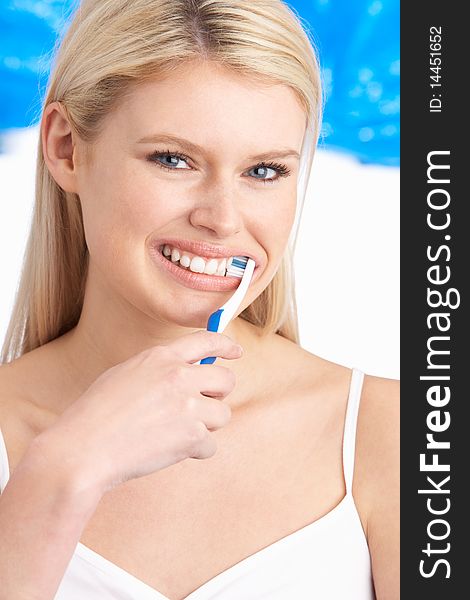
[105,61,307,154]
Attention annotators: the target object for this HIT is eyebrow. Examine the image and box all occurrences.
[137,133,300,161]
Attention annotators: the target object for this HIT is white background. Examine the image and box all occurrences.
[0,126,399,379]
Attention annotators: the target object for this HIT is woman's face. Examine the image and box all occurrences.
[74,60,307,328]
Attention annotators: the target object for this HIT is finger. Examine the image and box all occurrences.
[190,396,232,431]
[189,364,237,398]
[169,330,243,364]
[189,431,218,459]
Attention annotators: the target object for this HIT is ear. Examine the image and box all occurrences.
[41,101,80,193]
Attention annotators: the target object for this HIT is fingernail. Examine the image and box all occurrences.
[235,344,244,355]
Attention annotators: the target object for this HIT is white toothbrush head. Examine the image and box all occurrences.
[226,255,250,278]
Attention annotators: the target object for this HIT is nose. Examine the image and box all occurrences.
[189,184,243,239]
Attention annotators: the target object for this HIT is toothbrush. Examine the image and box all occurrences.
[199,256,256,364]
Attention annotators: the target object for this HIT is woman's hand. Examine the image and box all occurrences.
[36,330,242,495]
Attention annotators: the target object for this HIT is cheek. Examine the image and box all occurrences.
[79,161,174,266]
[249,189,297,259]
[244,195,296,307]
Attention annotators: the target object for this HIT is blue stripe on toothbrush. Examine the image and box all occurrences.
[231,257,247,269]
[200,308,224,364]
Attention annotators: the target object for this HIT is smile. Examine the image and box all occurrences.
[148,238,261,292]
[160,244,234,276]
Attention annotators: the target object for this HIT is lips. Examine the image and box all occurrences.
[148,239,261,292]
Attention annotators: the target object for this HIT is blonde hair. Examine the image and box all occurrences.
[1,0,322,364]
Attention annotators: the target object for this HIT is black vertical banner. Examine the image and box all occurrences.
[401,2,467,598]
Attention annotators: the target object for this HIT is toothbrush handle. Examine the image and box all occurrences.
[199,309,224,365]
[200,355,217,365]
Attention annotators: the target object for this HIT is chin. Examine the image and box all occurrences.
[169,311,209,329]
[152,296,221,330]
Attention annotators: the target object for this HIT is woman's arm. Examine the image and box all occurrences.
[0,428,103,600]
[354,375,400,600]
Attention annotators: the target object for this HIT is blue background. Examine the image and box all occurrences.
[0,0,399,165]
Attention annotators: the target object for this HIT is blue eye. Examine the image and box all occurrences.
[149,151,190,169]
[247,162,292,184]
[147,149,291,184]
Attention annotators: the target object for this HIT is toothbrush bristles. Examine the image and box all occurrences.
[225,255,249,278]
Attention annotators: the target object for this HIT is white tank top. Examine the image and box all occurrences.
[0,368,374,599]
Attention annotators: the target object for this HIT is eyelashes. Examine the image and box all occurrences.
[146,148,292,184]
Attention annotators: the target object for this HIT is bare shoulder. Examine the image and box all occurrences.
[249,326,357,427]
[354,374,400,509]
[354,373,400,599]
[0,360,32,431]
[0,358,50,478]
[258,327,352,388]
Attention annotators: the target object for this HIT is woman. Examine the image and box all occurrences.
[0,1,399,598]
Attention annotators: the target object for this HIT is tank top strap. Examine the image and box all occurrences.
[0,427,10,494]
[342,368,365,494]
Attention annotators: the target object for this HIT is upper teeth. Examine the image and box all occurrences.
[161,244,234,276]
